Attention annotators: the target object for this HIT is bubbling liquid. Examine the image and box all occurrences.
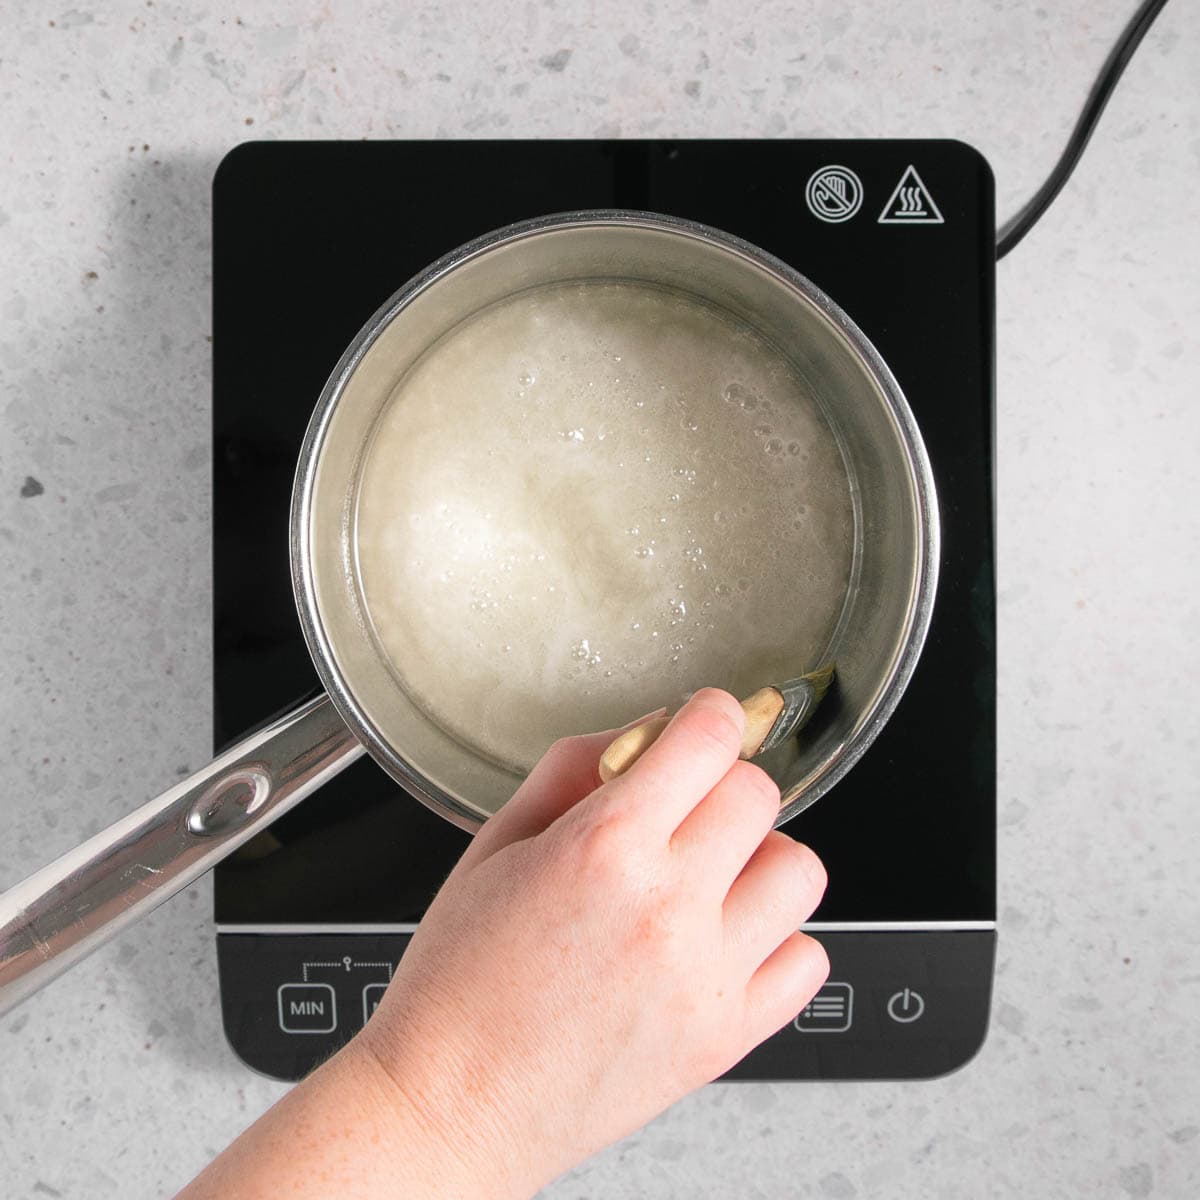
[354,281,854,773]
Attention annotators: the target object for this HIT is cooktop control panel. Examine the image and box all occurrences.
[219,930,994,1081]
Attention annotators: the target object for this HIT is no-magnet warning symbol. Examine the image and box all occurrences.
[805,165,864,224]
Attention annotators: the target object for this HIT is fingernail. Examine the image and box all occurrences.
[621,705,668,730]
[796,842,828,893]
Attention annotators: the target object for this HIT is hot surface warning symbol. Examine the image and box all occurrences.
[878,165,944,224]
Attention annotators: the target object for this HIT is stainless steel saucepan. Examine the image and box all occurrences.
[0,211,938,1016]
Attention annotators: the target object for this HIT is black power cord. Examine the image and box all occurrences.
[996,0,1171,260]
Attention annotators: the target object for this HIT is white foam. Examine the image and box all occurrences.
[354,280,854,772]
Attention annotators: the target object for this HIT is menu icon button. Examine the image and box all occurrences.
[794,982,854,1033]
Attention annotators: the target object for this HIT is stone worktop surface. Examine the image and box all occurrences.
[1,2,1197,1196]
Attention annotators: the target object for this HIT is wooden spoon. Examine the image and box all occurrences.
[598,665,835,783]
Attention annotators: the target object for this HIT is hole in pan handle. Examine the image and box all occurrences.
[0,693,364,1018]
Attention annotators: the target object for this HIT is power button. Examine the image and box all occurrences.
[886,987,926,1024]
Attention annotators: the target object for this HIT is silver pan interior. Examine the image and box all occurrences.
[292,212,938,832]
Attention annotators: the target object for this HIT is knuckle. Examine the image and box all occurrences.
[691,687,745,728]
[684,699,745,759]
[763,840,830,897]
[729,760,781,809]
[571,808,640,877]
[790,932,831,996]
[538,731,601,783]
[544,733,584,761]
[692,1034,737,1084]
[806,934,832,982]
[790,839,828,893]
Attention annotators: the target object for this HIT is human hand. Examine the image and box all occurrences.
[356,687,830,1197]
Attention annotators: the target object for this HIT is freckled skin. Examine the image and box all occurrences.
[178,690,828,1200]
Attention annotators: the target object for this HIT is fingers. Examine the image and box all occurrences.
[669,760,781,889]
[742,930,831,1048]
[722,833,827,973]
[606,688,746,837]
[467,708,668,864]
[470,730,611,862]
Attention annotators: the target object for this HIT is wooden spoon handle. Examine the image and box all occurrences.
[597,716,671,782]
[598,687,785,783]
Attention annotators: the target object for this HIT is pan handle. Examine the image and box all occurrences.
[0,693,364,1017]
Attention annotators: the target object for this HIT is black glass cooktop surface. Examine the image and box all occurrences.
[213,140,995,1081]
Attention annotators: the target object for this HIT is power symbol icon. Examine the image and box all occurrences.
[886,987,926,1023]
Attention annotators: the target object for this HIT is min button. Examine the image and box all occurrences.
[278,983,337,1034]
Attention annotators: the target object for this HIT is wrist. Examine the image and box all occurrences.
[176,1027,526,1200]
[347,1023,536,1200]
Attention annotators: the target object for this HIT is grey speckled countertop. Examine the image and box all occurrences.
[2,1,1198,1197]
